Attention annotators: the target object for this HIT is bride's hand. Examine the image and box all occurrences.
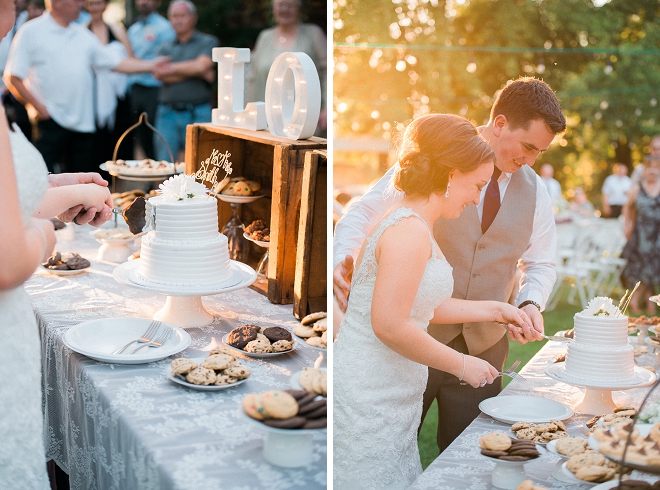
[495,304,541,344]
[461,356,498,389]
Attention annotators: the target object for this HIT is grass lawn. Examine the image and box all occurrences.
[417,294,582,469]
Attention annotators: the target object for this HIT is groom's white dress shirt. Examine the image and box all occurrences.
[333,163,557,309]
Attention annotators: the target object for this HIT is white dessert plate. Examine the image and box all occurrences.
[215,193,265,204]
[479,395,573,424]
[480,453,538,466]
[560,462,599,486]
[113,259,256,296]
[290,368,327,394]
[591,481,631,490]
[63,318,190,364]
[41,265,89,276]
[243,232,270,248]
[644,336,660,348]
[221,334,297,358]
[291,332,327,351]
[92,229,138,244]
[545,363,657,389]
[165,357,248,391]
[650,295,660,306]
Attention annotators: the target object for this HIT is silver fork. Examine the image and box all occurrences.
[497,360,528,383]
[127,327,172,355]
[114,320,161,354]
[542,334,573,343]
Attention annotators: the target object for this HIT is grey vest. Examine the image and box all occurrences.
[430,165,537,355]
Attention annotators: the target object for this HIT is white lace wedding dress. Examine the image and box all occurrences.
[0,126,50,488]
[334,207,454,490]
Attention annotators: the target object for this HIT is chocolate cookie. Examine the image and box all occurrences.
[66,256,90,270]
[480,449,509,458]
[227,325,259,349]
[302,417,326,429]
[284,389,309,400]
[263,326,292,343]
[304,405,327,419]
[263,416,307,429]
[122,196,146,235]
[298,399,326,416]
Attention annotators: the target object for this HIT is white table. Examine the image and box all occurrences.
[408,339,660,489]
[26,225,327,490]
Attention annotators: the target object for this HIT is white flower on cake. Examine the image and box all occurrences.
[158,174,209,202]
[583,296,621,316]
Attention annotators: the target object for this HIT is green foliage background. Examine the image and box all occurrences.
[334,0,660,201]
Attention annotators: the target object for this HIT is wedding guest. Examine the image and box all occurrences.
[334,77,565,453]
[602,163,632,218]
[246,0,326,136]
[26,0,45,20]
[85,0,134,170]
[632,135,660,184]
[127,0,175,159]
[152,0,217,163]
[540,163,562,205]
[568,186,595,218]
[621,156,660,315]
[3,0,167,174]
[334,114,538,489]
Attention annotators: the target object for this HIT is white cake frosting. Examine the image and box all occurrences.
[564,297,634,382]
[136,176,231,286]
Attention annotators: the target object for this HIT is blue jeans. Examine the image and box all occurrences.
[154,103,212,162]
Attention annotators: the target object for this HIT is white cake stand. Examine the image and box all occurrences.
[113,259,256,328]
[545,363,656,414]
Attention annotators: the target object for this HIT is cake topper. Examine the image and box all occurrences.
[192,148,233,191]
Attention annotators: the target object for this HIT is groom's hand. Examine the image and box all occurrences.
[333,255,354,312]
[520,304,544,341]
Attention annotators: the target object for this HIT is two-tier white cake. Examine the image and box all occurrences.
[564,297,634,383]
[136,175,231,286]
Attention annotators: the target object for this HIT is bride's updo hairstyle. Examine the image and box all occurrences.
[393,114,494,197]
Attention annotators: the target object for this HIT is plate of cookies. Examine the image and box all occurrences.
[292,311,327,350]
[547,437,590,460]
[166,351,250,391]
[213,177,264,204]
[222,325,296,358]
[242,389,327,431]
[291,367,327,397]
[510,419,569,445]
[41,252,91,275]
[589,421,660,473]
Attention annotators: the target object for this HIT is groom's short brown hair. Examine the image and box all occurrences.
[490,77,566,134]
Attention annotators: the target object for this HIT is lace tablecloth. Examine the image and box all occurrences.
[409,339,660,489]
[25,226,327,490]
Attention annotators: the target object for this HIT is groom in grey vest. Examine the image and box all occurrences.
[333,77,566,452]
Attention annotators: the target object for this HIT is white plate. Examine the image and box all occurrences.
[291,332,327,351]
[41,265,88,276]
[215,193,265,204]
[100,162,181,180]
[243,232,270,248]
[479,395,573,424]
[165,357,248,391]
[560,462,599,486]
[222,333,297,358]
[63,318,190,364]
[290,368,327,394]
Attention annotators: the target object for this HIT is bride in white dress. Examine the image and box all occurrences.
[0,4,114,482]
[333,114,537,489]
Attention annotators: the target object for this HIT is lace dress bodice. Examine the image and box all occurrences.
[0,126,50,489]
[334,207,454,490]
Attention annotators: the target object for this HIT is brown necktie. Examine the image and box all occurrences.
[481,167,502,233]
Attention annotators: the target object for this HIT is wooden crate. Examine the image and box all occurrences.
[185,124,326,304]
[293,150,327,319]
